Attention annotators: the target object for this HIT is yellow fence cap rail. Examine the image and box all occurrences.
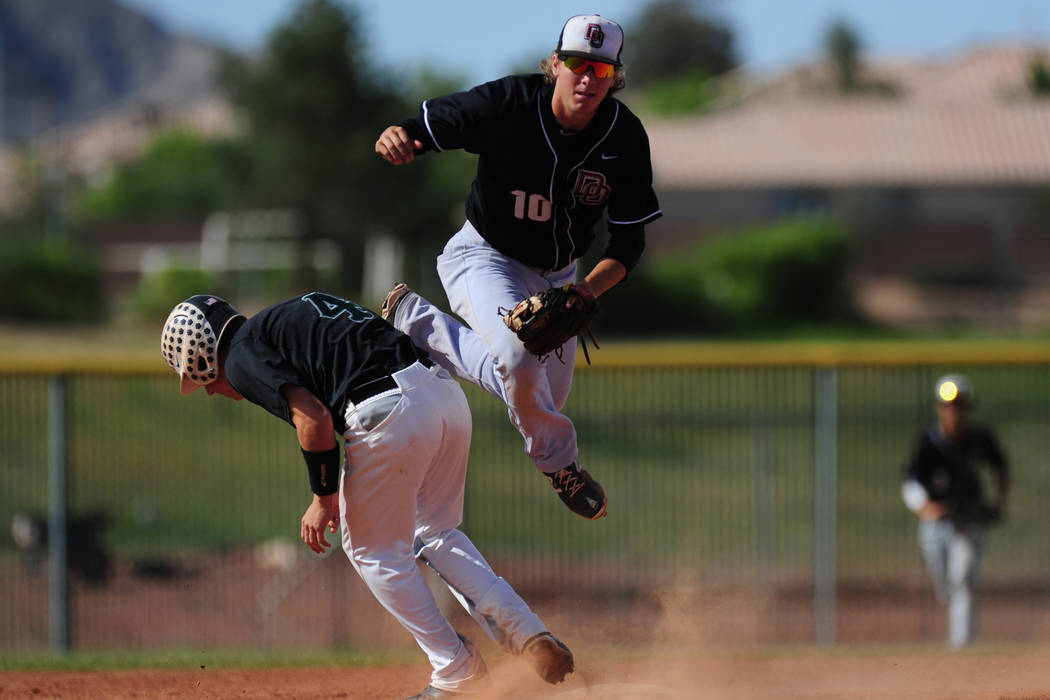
[579,339,1050,368]
[1,339,1049,374]
[0,350,166,375]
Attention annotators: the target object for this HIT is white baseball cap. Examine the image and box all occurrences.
[556,15,624,67]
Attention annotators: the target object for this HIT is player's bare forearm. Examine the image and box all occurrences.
[284,385,341,552]
[282,385,337,451]
[580,258,627,298]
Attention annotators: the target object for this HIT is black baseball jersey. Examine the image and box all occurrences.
[902,425,1009,526]
[398,74,662,272]
[224,292,424,433]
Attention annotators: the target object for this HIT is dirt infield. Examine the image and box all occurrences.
[3,649,1050,699]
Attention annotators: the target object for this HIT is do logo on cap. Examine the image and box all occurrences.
[586,23,605,48]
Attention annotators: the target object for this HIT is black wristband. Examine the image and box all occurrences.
[302,446,341,495]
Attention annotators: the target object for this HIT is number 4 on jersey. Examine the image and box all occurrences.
[302,292,375,322]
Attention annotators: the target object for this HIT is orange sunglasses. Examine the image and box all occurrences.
[559,54,617,79]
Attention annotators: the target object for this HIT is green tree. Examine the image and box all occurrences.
[75,130,244,222]
[600,215,856,335]
[821,20,898,97]
[1029,53,1050,97]
[0,153,104,323]
[825,20,861,93]
[625,0,736,88]
[217,0,464,293]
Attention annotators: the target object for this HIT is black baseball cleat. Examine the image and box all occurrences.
[545,463,607,519]
[522,632,575,684]
[381,282,412,323]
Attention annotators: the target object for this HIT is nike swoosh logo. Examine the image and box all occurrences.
[600,153,619,160]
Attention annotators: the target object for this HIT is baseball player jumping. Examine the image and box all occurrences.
[161,293,574,698]
[901,374,1010,648]
[375,15,662,520]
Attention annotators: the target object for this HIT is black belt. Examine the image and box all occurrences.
[348,356,433,404]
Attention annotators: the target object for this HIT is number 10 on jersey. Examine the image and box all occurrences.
[511,190,552,222]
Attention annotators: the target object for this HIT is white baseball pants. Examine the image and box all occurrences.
[339,361,547,691]
[393,220,580,473]
[918,518,987,648]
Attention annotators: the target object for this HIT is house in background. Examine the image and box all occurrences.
[646,44,1050,329]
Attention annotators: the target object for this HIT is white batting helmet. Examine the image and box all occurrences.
[161,295,244,395]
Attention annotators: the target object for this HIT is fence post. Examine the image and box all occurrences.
[48,375,70,653]
[814,368,837,645]
[751,411,773,578]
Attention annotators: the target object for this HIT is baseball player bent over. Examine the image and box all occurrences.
[375,15,662,520]
[901,374,1010,648]
[161,293,573,698]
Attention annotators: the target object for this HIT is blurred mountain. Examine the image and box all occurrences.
[0,0,226,143]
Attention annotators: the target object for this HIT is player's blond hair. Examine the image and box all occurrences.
[541,55,626,94]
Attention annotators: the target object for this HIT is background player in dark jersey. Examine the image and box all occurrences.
[900,374,1010,648]
[374,15,661,521]
[160,293,574,698]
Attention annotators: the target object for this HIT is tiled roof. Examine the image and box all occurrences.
[648,44,1050,188]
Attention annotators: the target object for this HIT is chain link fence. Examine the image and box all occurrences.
[2,351,1048,653]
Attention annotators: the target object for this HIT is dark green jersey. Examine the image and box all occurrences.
[225,292,425,432]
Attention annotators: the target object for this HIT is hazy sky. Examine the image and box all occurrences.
[121,0,1050,85]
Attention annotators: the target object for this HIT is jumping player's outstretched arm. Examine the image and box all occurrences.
[376,79,510,166]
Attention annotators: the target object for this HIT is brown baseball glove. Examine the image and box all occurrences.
[502,284,600,363]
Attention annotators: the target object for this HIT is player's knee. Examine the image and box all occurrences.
[498,343,543,380]
[351,545,414,574]
[413,529,450,555]
[945,572,974,595]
